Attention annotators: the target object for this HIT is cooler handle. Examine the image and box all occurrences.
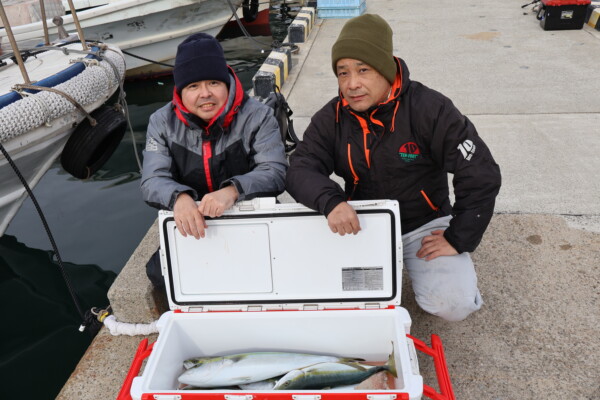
[407,334,456,400]
[116,338,155,400]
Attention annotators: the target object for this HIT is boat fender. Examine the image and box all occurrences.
[60,105,127,179]
[242,0,259,22]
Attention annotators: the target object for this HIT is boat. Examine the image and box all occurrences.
[0,0,249,78]
[0,34,126,236]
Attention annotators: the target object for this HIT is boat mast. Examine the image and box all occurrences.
[0,1,32,84]
[64,0,88,51]
[38,0,51,45]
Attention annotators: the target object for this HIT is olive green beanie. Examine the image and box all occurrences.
[331,14,396,84]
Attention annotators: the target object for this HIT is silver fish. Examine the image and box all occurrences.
[273,353,397,390]
[178,351,360,388]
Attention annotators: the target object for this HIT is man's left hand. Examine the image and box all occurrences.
[198,186,239,218]
[416,230,458,261]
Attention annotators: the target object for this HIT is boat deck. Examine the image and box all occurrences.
[58,1,600,399]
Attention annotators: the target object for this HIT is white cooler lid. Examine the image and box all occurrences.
[158,199,403,311]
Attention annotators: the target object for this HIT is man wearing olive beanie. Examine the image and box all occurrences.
[331,13,396,85]
[286,14,501,322]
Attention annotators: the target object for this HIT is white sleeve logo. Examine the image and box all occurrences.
[145,138,158,152]
[457,139,476,161]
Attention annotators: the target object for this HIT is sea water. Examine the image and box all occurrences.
[0,3,302,398]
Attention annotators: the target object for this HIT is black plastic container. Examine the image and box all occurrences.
[539,0,591,30]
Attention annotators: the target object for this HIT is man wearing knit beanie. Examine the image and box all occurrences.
[331,14,396,86]
[173,33,231,123]
[141,33,288,288]
[286,14,501,322]
[173,33,230,95]
[330,13,396,112]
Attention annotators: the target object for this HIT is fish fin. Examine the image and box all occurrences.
[183,360,195,369]
[339,361,367,371]
[223,358,235,367]
[341,357,365,363]
[230,354,245,363]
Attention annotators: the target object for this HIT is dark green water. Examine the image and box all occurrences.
[0,4,301,398]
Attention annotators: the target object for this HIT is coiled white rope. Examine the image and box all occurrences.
[103,315,159,336]
[0,43,125,143]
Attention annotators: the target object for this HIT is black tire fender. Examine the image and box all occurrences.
[61,105,127,179]
[242,0,259,22]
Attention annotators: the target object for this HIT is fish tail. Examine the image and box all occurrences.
[384,347,398,378]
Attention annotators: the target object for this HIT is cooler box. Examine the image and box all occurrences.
[317,0,367,19]
[539,0,591,30]
[118,199,455,400]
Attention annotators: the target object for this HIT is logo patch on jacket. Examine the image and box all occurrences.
[457,139,476,161]
[398,142,421,163]
[145,138,158,152]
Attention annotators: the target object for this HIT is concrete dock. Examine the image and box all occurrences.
[58,1,600,399]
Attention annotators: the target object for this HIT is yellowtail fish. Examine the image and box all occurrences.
[178,351,361,388]
[273,353,397,390]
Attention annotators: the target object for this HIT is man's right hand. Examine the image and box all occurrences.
[327,202,361,236]
[173,192,207,239]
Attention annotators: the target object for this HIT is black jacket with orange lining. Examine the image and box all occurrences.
[286,58,501,253]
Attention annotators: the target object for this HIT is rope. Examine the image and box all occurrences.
[0,44,105,62]
[103,315,159,336]
[0,141,87,327]
[120,49,174,68]
[15,90,52,126]
[13,83,97,126]
[102,47,143,173]
[0,44,125,144]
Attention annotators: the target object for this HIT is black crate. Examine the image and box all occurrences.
[539,2,590,30]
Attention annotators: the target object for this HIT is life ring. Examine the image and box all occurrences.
[242,0,259,22]
[61,105,127,179]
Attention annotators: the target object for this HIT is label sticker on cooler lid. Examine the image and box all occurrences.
[342,267,384,291]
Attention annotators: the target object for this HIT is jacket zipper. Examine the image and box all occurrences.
[347,143,359,200]
[202,140,214,192]
[420,190,439,211]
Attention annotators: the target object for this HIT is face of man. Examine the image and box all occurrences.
[181,80,228,122]
[336,58,392,112]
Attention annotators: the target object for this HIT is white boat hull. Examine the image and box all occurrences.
[2,0,243,77]
[0,113,83,236]
[0,43,125,236]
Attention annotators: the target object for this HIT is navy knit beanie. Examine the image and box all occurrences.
[173,33,229,93]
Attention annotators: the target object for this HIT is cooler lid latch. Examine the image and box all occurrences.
[367,395,397,400]
[364,303,382,309]
[292,395,322,400]
[225,395,254,400]
[153,395,182,400]
[302,304,320,311]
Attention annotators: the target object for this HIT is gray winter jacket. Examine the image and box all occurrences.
[141,69,288,210]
